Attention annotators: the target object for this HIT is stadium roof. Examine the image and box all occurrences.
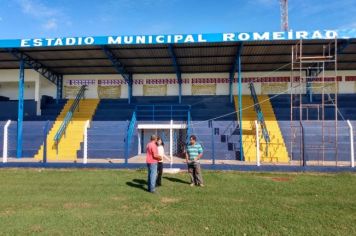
[0,30,355,74]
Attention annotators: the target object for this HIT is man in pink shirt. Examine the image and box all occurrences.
[146,135,162,193]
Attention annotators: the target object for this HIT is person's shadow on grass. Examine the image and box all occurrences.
[163,176,190,185]
[126,179,147,191]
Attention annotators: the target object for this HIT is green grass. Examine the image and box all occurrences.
[0,169,355,235]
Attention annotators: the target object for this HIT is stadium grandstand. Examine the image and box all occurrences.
[0,29,356,168]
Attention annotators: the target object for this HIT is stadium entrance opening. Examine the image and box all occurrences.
[137,122,187,158]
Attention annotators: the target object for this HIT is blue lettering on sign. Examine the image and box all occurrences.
[0,29,354,48]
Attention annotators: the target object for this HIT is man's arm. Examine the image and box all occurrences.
[150,146,162,161]
[185,151,189,163]
[194,145,203,161]
[152,145,162,160]
[153,153,162,160]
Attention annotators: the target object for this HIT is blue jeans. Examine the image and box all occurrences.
[147,163,158,192]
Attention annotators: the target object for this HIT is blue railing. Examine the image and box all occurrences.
[186,110,192,144]
[124,111,137,164]
[135,104,191,121]
[53,85,87,147]
[249,82,270,144]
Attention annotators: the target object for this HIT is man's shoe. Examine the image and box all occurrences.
[199,184,205,187]
[190,183,195,187]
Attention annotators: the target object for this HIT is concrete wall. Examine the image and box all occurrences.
[1,69,356,100]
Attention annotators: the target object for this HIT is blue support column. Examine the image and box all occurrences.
[168,45,182,104]
[128,74,133,104]
[238,52,243,161]
[230,43,244,161]
[17,58,25,158]
[306,70,313,103]
[56,75,63,104]
[229,72,234,103]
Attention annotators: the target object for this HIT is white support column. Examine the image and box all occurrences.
[255,120,260,167]
[2,120,11,163]
[347,120,354,168]
[138,130,141,155]
[35,76,41,116]
[170,120,173,168]
[83,120,90,164]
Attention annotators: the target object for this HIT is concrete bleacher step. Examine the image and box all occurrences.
[234,95,289,163]
[34,99,99,161]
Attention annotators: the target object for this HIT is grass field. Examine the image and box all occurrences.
[0,169,355,235]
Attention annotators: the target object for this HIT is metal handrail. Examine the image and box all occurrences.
[53,85,87,146]
[249,82,270,144]
[186,110,191,144]
[125,111,137,164]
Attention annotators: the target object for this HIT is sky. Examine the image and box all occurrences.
[0,0,355,39]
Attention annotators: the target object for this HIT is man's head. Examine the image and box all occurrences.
[189,135,197,145]
[151,134,158,142]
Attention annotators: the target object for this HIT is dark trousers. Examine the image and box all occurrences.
[156,162,163,186]
[187,162,203,185]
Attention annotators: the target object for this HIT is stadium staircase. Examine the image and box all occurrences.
[234,95,289,163]
[35,99,99,161]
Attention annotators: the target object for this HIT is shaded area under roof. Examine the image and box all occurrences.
[0,39,355,75]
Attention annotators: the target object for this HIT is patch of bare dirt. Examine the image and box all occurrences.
[160,197,180,204]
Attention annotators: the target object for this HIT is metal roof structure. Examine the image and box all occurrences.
[0,39,355,75]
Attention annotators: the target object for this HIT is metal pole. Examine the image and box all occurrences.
[128,74,133,104]
[211,120,215,165]
[347,120,354,168]
[83,120,90,164]
[255,120,260,166]
[170,120,173,168]
[300,121,306,167]
[178,81,182,104]
[334,39,339,166]
[238,45,243,161]
[2,120,11,163]
[17,57,25,159]
[43,120,49,163]
[229,72,233,103]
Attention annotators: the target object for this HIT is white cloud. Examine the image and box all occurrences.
[16,0,68,31]
[42,18,57,30]
[17,0,58,18]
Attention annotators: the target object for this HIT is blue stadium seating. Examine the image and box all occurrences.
[270,94,356,120]
[191,121,240,160]
[5,121,54,157]
[0,97,65,157]
[79,96,237,159]
[278,121,352,162]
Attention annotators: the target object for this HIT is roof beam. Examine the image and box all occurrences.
[317,39,352,72]
[101,46,132,84]
[168,44,182,103]
[6,48,61,85]
[168,44,182,82]
[230,43,244,75]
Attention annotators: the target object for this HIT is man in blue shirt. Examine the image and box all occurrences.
[185,135,204,187]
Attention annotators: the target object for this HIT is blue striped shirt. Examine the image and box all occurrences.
[186,143,203,161]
